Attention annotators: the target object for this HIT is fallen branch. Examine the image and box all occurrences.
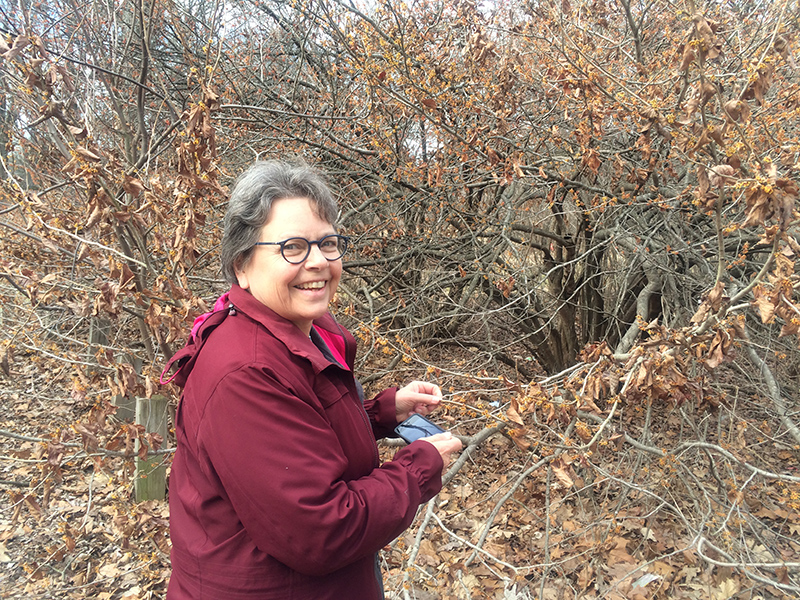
[742,333,800,447]
[0,428,175,458]
[697,537,800,594]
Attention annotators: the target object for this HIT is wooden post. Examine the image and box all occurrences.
[135,394,169,502]
[112,395,136,422]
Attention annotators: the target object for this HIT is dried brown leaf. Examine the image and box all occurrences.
[3,35,30,61]
[123,176,145,197]
[709,164,736,187]
[75,146,102,161]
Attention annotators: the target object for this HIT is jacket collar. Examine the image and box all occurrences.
[162,285,352,386]
[227,285,350,375]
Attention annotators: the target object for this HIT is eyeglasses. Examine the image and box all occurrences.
[253,234,350,264]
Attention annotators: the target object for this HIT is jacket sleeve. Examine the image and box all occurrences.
[363,387,400,439]
[197,366,443,577]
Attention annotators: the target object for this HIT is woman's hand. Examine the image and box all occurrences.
[395,380,442,423]
[419,432,463,468]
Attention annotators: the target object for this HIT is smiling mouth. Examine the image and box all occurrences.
[296,281,326,290]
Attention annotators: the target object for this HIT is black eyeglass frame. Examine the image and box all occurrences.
[253,234,350,264]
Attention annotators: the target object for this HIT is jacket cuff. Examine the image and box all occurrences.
[394,441,444,502]
[367,387,399,439]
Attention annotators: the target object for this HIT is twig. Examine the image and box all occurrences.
[712,469,756,536]
[0,429,175,458]
[742,332,800,446]
[697,537,800,593]
[444,424,505,486]
[403,426,504,592]
[577,410,666,456]
[465,454,555,566]
[539,465,552,600]
[407,497,437,568]
[580,398,619,450]
[727,232,780,307]
[578,357,603,397]
[432,511,519,574]
[0,479,29,488]
[574,413,800,483]
[674,442,800,483]
[80,469,94,531]
[697,537,800,570]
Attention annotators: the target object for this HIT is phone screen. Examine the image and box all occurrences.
[394,414,446,443]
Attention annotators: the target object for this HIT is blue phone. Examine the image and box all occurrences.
[394,414,446,443]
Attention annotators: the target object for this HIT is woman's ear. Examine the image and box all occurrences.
[234,259,250,290]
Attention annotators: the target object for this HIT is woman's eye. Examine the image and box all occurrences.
[283,241,305,252]
[320,239,338,250]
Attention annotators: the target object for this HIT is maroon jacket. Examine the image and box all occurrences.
[165,285,443,599]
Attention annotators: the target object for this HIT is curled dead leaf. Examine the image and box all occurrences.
[582,148,601,175]
[688,126,713,158]
[67,124,87,138]
[0,348,10,378]
[507,427,531,451]
[704,328,732,369]
[551,458,575,488]
[3,35,30,61]
[75,146,102,161]
[707,281,726,311]
[742,185,772,228]
[697,165,710,195]
[723,99,750,122]
[709,165,736,187]
[640,107,659,121]
[608,433,624,451]
[751,285,775,323]
[699,81,717,104]
[680,45,696,71]
[56,64,75,93]
[743,64,774,105]
[123,175,145,197]
[779,316,800,337]
[506,402,525,428]
[692,14,722,61]
[707,126,724,146]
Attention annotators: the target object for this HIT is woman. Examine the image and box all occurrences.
[162,160,462,599]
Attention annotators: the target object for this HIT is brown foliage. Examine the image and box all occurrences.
[1,0,800,597]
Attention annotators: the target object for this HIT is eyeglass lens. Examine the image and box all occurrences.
[282,236,347,263]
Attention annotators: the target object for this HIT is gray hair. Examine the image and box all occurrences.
[220,160,339,284]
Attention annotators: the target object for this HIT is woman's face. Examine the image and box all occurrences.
[235,197,342,335]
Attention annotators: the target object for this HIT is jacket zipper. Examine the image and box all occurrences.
[320,323,382,468]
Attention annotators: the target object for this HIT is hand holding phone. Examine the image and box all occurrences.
[395,414,463,467]
[395,381,442,422]
[394,413,446,443]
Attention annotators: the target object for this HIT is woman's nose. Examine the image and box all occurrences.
[304,242,328,267]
